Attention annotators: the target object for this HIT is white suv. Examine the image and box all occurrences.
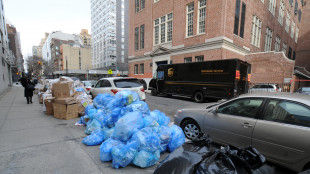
[90,77,146,101]
[249,84,282,93]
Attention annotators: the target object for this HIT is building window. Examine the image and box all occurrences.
[295,28,299,43]
[282,42,287,54]
[141,0,145,10]
[291,21,295,39]
[135,27,139,51]
[251,15,262,48]
[234,0,241,35]
[278,1,284,25]
[289,0,293,6]
[154,0,160,3]
[198,0,207,34]
[264,27,273,52]
[294,1,298,14]
[154,13,173,45]
[187,3,194,37]
[140,64,144,74]
[285,11,290,33]
[140,25,144,49]
[275,36,281,52]
[195,55,204,62]
[134,64,139,74]
[154,19,159,45]
[268,0,276,15]
[184,57,192,63]
[298,10,302,22]
[293,51,296,60]
[288,47,292,59]
[135,0,139,13]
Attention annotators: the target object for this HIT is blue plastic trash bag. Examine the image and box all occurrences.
[103,128,114,141]
[82,129,105,146]
[94,109,105,123]
[85,118,102,135]
[115,90,140,106]
[132,150,160,168]
[111,107,125,124]
[75,87,85,92]
[85,105,94,115]
[94,93,114,109]
[102,113,114,128]
[150,110,170,126]
[113,111,144,142]
[111,142,138,168]
[131,127,160,152]
[143,116,159,127]
[167,125,185,152]
[154,126,171,153]
[88,109,98,120]
[125,101,150,117]
[99,138,122,162]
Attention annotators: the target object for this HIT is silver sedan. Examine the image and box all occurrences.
[174,92,310,173]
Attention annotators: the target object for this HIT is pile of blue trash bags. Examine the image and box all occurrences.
[76,90,185,169]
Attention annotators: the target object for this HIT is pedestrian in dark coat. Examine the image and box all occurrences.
[20,77,35,104]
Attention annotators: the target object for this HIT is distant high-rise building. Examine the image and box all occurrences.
[90,0,129,72]
[7,23,23,75]
[79,29,91,47]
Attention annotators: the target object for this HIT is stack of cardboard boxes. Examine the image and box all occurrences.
[51,81,80,120]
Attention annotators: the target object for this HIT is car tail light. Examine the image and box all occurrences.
[111,89,118,94]
[275,88,278,92]
[236,70,240,80]
[86,88,91,91]
[140,87,145,92]
[177,110,182,114]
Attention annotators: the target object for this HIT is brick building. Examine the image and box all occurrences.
[128,0,306,87]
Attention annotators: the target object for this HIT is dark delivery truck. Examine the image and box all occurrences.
[148,59,251,102]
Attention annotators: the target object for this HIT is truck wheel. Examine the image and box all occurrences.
[181,120,201,140]
[151,89,158,96]
[194,91,204,103]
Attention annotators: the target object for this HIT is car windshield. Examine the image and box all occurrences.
[302,87,310,92]
[84,81,96,86]
[114,79,142,88]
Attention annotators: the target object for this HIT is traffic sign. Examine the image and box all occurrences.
[108,69,113,75]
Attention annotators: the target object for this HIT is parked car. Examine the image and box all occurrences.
[296,87,310,95]
[249,84,281,93]
[174,92,310,172]
[90,77,145,100]
[138,79,147,90]
[82,80,97,94]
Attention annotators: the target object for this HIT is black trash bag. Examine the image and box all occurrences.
[196,145,266,174]
[154,134,213,174]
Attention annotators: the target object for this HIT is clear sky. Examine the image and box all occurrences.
[3,0,91,58]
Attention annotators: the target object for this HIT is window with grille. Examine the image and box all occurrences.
[295,28,299,43]
[141,0,145,10]
[184,57,192,63]
[278,1,284,25]
[135,27,139,51]
[140,25,144,49]
[264,27,273,52]
[187,3,194,37]
[154,13,173,45]
[195,56,204,62]
[198,0,207,34]
[251,15,262,48]
[140,64,144,74]
[135,0,139,13]
[282,42,287,55]
[291,21,295,39]
[268,0,276,15]
[134,64,139,74]
[275,36,281,52]
[285,11,290,33]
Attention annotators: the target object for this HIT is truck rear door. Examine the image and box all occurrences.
[236,62,250,95]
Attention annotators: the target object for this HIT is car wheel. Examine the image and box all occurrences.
[151,89,158,96]
[181,120,201,140]
[194,91,204,103]
[166,94,172,97]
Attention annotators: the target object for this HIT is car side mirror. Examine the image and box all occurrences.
[92,85,94,87]
[210,107,218,114]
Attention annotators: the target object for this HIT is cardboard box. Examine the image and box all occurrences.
[53,103,79,120]
[52,81,75,99]
[55,97,77,105]
[44,97,55,115]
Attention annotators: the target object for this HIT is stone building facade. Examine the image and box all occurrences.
[128,0,306,86]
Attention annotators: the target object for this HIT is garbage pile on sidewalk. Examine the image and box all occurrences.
[76,90,186,169]
[36,77,92,119]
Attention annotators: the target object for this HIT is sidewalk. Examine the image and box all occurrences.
[0,87,161,174]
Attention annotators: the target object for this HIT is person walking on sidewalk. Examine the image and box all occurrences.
[20,77,35,104]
